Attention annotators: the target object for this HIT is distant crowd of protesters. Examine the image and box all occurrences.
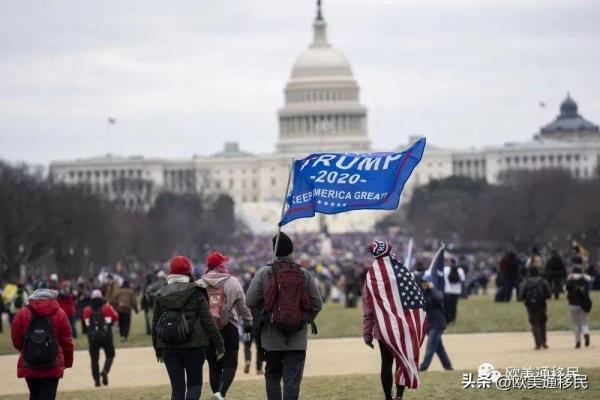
[0,233,597,400]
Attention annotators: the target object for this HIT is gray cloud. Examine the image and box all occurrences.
[1,0,599,164]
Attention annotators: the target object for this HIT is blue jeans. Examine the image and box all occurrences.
[419,328,452,371]
[163,347,206,400]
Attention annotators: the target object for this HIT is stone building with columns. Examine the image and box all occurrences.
[50,3,600,232]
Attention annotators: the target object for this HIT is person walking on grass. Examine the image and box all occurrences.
[112,280,138,342]
[153,256,225,400]
[197,251,253,400]
[362,240,427,400]
[11,279,74,400]
[545,249,567,300]
[57,281,78,339]
[519,267,551,350]
[8,283,28,324]
[566,266,592,348]
[142,270,167,335]
[443,258,465,324]
[246,232,323,400]
[244,303,265,375]
[83,289,119,387]
[419,274,453,372]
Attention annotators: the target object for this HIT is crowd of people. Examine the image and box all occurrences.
[0,232,597,400]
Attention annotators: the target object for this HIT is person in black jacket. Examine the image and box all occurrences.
[419,275,453,372]
[153,256,225,400]
[519,267,551,350]
[566,266,592,348]
[545,250,566,300]
[496,251,522,302]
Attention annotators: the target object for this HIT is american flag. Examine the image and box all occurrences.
[365,254,427,389]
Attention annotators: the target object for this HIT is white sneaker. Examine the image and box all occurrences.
[211,393,225,400]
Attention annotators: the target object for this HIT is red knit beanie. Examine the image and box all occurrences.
[206,251,229,270]
[169,256,192,275]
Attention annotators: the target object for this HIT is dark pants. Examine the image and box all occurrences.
[244,327,264,372]
[163,347,206,400]
[378,341,405,400]
[420,328,452,371]
[498,280,520,302]
[207,323,239,397]
[89,336,116,383]
[527,306,547,347]
[345,283,358,308]
[264,350,306,400]
[69,316,78,339]
[118,312,131,339]
[444,294,459,324]
[25,378,59,400]
[80,317,87,335]
[144,309,152,335]
[547,275,563,299]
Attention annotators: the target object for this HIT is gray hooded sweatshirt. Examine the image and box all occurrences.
[245,259,323,351]
[197,271,252,329]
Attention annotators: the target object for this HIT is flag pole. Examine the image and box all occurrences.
[272,157,295,263]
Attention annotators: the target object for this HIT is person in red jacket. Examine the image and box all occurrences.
[11,278,74,400]
[82,289,119,387]
[57,280,78,339]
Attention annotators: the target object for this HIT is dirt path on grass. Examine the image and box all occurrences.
[1,330,599,395]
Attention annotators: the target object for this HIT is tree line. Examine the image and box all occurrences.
[0,161,235,281]
[402,169,600,255]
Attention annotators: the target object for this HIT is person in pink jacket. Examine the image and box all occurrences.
[197,251,252,400]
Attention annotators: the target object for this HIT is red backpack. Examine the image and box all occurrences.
[206,279,230,330]
[263,261,311,339]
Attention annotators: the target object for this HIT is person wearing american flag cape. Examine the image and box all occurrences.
[363,240,427,400]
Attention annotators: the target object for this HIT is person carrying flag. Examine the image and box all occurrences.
[418,274,453,371]
[362,240,427,400]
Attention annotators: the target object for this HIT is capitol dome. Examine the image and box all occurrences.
[290,16,353,80]
[277,1,370,154]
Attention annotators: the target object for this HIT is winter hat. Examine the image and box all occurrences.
[170,255,192,275]
[91,289,103,299]
[272,232,294,258]
[33,278,51,290]
[422,274,433,282]
[206,251,229,270]
[367,240,391,258]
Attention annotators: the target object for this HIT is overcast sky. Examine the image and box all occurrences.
[1,0,599,165]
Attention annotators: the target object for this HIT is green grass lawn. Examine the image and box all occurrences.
[1,291,599,355]
[1,369,598,400]
[315,291,600,337]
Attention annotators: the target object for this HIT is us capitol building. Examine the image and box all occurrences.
[50,2,600,232]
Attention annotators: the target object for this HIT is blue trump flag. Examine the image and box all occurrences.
[279,138,426,226]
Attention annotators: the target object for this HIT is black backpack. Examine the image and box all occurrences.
[87,307,110,341]
[525,280,544,309]
[448,266,461,284]
[156,309,194,345]
[23,306,58,369]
